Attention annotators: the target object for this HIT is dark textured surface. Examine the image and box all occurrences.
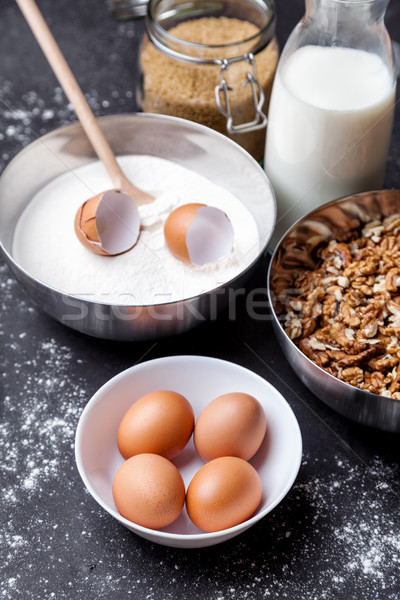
[1,1,399,598]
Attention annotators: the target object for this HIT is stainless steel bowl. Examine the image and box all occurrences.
[0,113,275,341]
[267,189,400,432]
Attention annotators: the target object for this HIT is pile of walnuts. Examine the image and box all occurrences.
[283,213,400,398]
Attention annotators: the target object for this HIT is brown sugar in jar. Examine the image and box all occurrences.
[139,1,278,162]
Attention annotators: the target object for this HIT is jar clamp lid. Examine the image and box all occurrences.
[216,53,267,134]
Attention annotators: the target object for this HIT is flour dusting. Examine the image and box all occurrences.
[0,82,132,173]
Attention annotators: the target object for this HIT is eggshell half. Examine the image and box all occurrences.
[194,392,267,462]
[164,203,234,265]
[74,189,140,255]
[186,205,234,265]
[186,456,262,532]
[74,193,106,254]
[164,203,204,263]
[112,453,185,529]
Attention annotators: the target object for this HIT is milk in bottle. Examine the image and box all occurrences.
[264,0,397,247]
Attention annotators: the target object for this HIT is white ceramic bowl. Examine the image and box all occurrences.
[75,355,302,548]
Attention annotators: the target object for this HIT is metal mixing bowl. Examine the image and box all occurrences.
[0,113,275,341]
[267,189,400,432]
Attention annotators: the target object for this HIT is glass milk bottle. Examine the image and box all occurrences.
[264,0,397,247]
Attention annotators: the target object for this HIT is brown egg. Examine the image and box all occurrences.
[117,390,194,460]
[164,203,234,265]
[74,189,140,256]
[164,203,203,263]
[112,453,185,529]
[186,456,262,532]
[194,392,267,462]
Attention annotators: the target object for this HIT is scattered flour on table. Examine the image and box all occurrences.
[0,82,133,171]
[1,334,85,502]
[0,271,399,599]
[12,155,260,305]
[260,456,400,599]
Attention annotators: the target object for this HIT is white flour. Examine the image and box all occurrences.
[12,155,260,305]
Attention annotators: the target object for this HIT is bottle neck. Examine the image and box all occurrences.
[302,0,391,50]
[306,0,389,22]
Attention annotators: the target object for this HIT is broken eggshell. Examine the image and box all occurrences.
[74,189,140,256]
[164,203,234,265]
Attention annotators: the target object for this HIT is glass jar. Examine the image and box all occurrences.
[264,0,397,247]
[138,0,278,162]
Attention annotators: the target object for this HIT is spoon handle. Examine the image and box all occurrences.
[15,0,153,205]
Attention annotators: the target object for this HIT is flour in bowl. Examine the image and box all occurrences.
[12,155,260,305]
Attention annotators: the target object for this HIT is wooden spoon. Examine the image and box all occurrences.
[16,0,153,255]
[16,0,153,205]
